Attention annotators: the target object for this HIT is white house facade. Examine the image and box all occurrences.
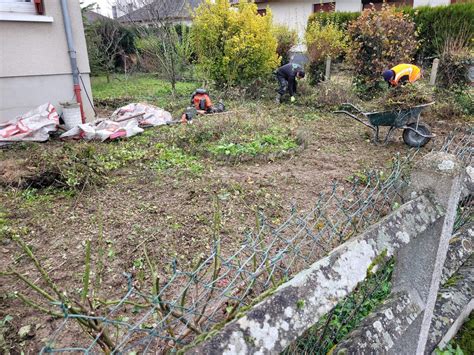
[251,0,456,38]
[0,0,94,123]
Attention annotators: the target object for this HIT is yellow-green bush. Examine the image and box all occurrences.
[273,25,298,65]
[192,0,279,87]
[305,21,348,84]
[347,5,419,94]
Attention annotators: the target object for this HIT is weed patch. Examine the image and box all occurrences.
[153,144,203,175]
[168,113,302,163]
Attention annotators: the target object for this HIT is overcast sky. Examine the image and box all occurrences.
[82,0,113,17]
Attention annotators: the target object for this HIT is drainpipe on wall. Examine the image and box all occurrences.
[60,0,86,123]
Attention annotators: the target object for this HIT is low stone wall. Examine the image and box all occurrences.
[187,152,470,354]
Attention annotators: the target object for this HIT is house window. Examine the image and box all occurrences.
[0,0,36,13]
[313,2,335,13]
[362,0,414,10]
[0,0,52,22]
[257,8,267,16]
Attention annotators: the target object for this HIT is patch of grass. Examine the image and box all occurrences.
[0,207,9,242]
[91,74,197,110]
[19,188,75,206]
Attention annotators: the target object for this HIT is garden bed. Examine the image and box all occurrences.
[0,75,471,353]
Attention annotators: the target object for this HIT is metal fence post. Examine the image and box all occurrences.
[430,58,439,86]
[391,152,464,354]
[325,57,331,81]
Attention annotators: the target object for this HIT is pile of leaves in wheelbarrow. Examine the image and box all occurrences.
[374,83,434,111]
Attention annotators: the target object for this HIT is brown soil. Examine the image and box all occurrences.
[0,102,470,353]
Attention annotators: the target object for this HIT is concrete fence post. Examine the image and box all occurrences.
[325,57,331,81]
[391,152,464,354]
[430,58,439,86]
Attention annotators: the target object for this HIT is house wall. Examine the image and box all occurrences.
[257,0,361,39]
[335,0,362,11]
[258,0,452,40]
[0,1,94,123]
[257,0,326,39]
[413,0,451,6]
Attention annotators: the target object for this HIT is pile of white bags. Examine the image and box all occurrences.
[60,103,173,141]
[0,103,59,144]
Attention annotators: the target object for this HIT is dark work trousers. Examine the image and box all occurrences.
[276,74,288,96]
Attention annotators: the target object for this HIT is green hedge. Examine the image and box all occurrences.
[403,3,474,59]
[307,3,474,58]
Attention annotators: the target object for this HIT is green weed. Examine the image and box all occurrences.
[285,259,394,354]
[208,133,298,158]
[153,144,203,175]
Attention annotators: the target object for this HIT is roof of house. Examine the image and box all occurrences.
[117,0,203,23]
[84,10,109,24]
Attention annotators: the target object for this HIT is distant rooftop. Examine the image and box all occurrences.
[117,0,203,23]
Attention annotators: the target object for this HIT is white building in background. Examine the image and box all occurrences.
[245,0,457,39]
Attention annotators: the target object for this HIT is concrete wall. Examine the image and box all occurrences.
[0,1,94,122]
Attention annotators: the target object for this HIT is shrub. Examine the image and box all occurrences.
[85,19,136,80]
[307,3,474,61]
[305,21,348,85]
[307,11,360,31]
[437,33,473,89]
[136,24,194,94]
[191,0,279,87]
[311,82,358,111]
[347,5,419,94]
[273,25,298,65]
[403,3,474,59]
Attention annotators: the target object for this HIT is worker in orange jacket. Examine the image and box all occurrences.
[382,64,421,87]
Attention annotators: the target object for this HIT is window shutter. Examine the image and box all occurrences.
[34,0,44,15]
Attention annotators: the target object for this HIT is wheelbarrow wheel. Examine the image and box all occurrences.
[402,122,432,148]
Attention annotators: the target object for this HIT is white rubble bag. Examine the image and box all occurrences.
[111,103,173,127]
[60,103,172,141]
[0,103,59,144]
[60,118,144,141]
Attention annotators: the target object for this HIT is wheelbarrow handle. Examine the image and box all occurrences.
[339,103,365,114]
[334,110,376,131]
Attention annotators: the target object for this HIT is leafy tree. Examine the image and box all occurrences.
[192,0,279,87]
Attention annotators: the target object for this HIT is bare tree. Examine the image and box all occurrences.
[86,18,127,82]
[114,0,195,95]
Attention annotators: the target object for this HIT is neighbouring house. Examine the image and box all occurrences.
[117,0,203,26]
[242,0,460,39]
[84,9,109,25]
[0,0,94,123]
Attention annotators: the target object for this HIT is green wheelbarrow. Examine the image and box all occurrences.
[334,102,436,147]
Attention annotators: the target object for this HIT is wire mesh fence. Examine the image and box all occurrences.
[284,130,473,355]
[10,130,470,354]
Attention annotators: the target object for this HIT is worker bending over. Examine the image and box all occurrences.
[275,63,305,104]
[382,64,421,87]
